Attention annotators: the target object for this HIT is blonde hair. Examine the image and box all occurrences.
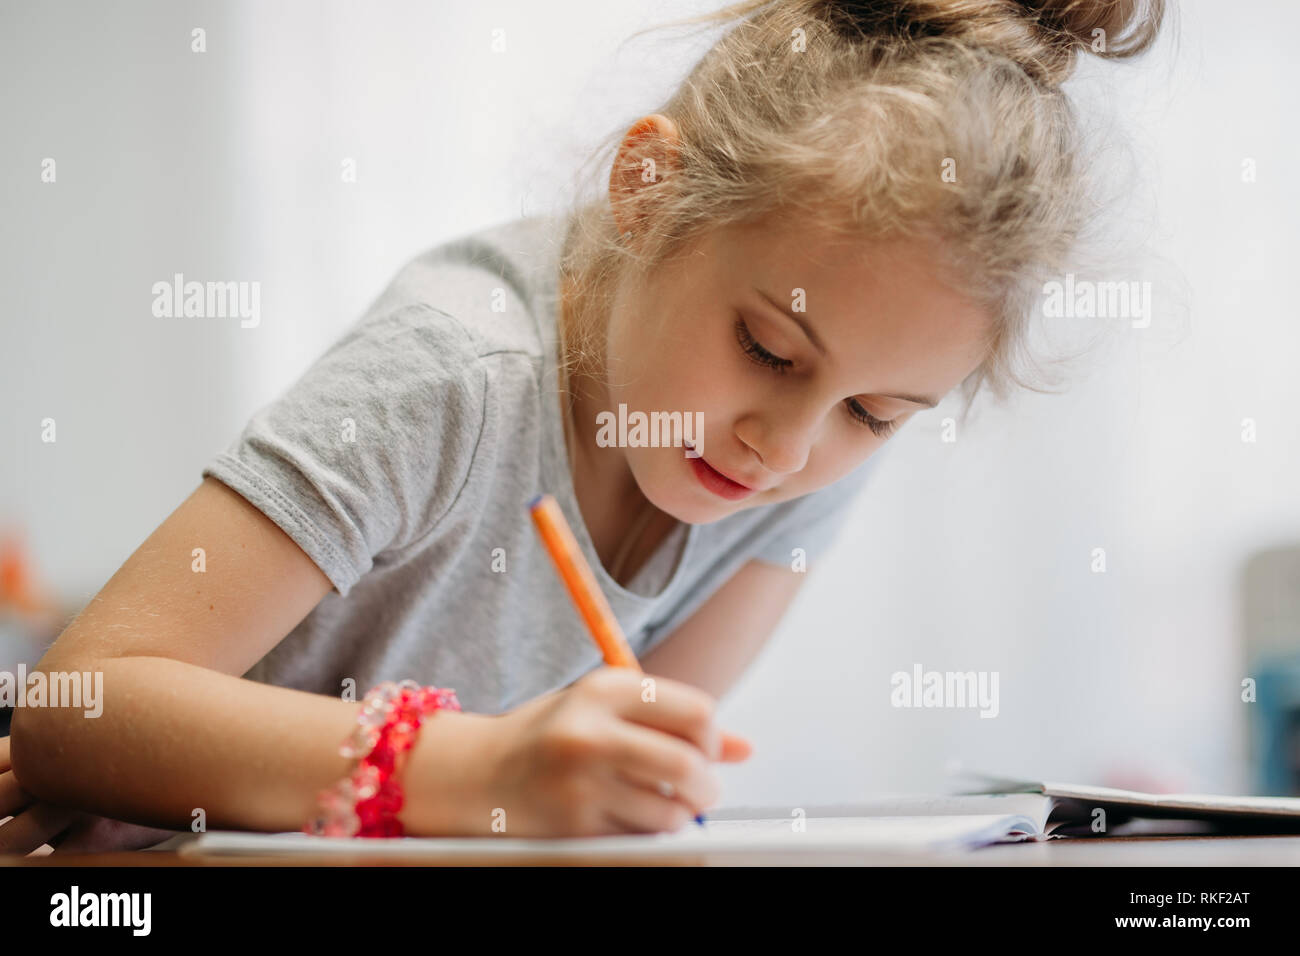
[555,0,1166,421]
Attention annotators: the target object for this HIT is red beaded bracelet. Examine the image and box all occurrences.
[304,679,462,838]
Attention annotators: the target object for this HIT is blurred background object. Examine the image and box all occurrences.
[1242,546,1300,795]
[0,528,68,735]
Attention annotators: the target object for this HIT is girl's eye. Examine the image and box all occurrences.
[846,398,898,439]
[736,318,898,440]
[734,318,793,373]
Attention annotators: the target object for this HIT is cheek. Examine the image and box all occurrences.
[801,425,879,483]
[677,337,742,423]
[632,312,736,406]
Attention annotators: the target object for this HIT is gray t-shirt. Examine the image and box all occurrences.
[202,214,889,714]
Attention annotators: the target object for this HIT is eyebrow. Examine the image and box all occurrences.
[753,287,939,408]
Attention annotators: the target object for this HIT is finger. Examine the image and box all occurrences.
[598,670,720,757]
[616,769,716,823]
[55,817,177,854]
[719,731,753,763]
[44,811,91,849]
[0,735,10,772]
[601,775,695,834]
[604,720,720,813]
[0,770,35,819]
[0,804,79,857]
[615,764,718,818]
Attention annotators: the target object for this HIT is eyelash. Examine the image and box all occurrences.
[733,318,898,439]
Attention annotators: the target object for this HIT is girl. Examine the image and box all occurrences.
[1,0,1164,851]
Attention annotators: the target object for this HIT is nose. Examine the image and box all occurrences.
[736,402,821,476]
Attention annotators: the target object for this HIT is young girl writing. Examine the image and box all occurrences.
[1,0,1164,851]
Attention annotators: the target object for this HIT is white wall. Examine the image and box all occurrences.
[1,0,254,604]
[2,1,1295,805]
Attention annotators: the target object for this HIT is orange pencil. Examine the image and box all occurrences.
[527,493,639,669]
[528,492,709,824]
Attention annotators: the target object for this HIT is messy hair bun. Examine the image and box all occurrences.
[817,0,1165,85]
[558,0,1169,414]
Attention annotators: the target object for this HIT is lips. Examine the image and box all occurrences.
[703,459,753,489]
[688,455,757,501]
[684,440,761,495]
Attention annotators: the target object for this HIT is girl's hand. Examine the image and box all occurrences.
[469,666,751,837]
[0,735,177,856]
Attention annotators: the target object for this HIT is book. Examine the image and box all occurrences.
[952,772,1300,835]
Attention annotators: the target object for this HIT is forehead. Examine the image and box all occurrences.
[697,216,995,390]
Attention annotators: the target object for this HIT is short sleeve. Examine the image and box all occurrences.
[201,303,485,597]
[750,445,891,568]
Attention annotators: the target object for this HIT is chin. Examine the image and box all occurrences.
[641,462,748,525]
[660,496,731,525]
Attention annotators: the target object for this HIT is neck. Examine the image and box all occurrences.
[566,367,647,523]
[559,342,667,579]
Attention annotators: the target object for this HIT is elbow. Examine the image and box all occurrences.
[8,705,62,803]
[8,652,109,803]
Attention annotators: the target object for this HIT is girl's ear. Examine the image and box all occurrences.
[608,113,680,237]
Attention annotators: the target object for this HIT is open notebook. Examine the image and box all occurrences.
[180,794,1052,859]
[175,777,1300,859]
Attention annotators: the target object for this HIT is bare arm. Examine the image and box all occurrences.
[639,559,807,700]
[9,477,485,835]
